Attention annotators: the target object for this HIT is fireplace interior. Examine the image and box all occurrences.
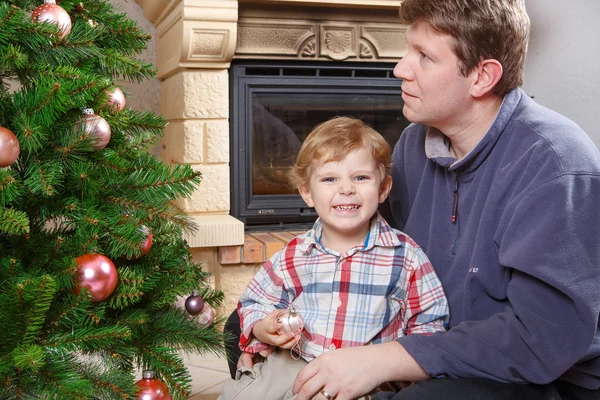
[231,61,410,230]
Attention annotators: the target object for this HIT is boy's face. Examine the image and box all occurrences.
[393,19,476,133]
[298,148,392,247]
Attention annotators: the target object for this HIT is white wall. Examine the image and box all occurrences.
[524,0,600,148]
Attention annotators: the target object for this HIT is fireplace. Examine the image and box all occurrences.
[231,60,410,230]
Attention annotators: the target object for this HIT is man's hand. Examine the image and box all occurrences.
[252,309,301,349]
[292,341,429,400]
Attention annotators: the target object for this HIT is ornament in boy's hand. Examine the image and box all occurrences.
[277,304,305,335]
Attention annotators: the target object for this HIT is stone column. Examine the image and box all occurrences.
[136,0,244,249]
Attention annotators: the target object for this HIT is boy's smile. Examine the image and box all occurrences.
[298,148,392,253]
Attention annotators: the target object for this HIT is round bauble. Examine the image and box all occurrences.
[74,254,118,302]
[77,108,111,150]
[135,370,171,400]
[32,0,72,39]
[197,304,215,326]
[0,127,20,167]
[184,291,205,316]
[106,87,126,112]
[127,225,153,260]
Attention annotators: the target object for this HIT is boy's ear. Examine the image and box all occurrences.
[379,176,393,203]
[298,185,314,207]
[470,58,503,98]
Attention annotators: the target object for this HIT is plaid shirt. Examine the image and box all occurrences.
[238,213,449,361]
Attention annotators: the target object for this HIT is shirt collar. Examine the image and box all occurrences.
[300,212,403,255]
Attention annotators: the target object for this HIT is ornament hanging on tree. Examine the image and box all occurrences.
[32,0,72,39]
[184,291,205,316]
[0,126,20,167]
[127,225,153,260]
[197,303,215,326]
[77,108,111,150]
[106,87,126,113]
[74,254,118,302]
[135,370,171,400]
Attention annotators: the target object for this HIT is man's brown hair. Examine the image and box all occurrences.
[399,0,530,96]
[290,116,391,189]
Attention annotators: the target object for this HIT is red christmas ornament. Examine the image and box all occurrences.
[0,126,20,167]
[32,0,72,39]
[127,225,153,260]
[77,108,111,150]
[184,291,205,316]
[106,87,126,112]
[197,304,215,326]
[135,370,171,400]
[74,254,118,302]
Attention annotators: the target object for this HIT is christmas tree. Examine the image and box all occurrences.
[0,1,226,398]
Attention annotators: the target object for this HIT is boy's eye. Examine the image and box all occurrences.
[321,177,335,182]
[420,52,430,62]
[355,175,370,181]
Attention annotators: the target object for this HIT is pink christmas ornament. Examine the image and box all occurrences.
[0,126,20,167]
[197,304,215,326]
[32,0,72,39]
[74,254,118,302]
[106,87,126,112]
[77,108,111,150]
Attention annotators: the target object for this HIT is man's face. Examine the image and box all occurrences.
[393,20,475,133]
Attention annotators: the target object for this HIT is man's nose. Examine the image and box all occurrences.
[393,58,413,81]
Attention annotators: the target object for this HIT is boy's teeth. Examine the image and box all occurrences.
[334,205,358,210]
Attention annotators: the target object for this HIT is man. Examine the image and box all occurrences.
[290,0,600,399]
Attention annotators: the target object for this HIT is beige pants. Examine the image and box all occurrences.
[219,349,306,400]
[219,349,392,400]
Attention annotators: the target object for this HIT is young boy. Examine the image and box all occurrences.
[219,116,448,400]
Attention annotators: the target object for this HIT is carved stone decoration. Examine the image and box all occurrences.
[360,40,375,59]
[237,21,315,57]
[361,25,408,59]
[190,29,228,59]
[325,31,351,54]
[301,39,316,57]
[319,25,356,61]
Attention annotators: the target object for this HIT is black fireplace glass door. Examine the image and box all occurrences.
[231,62,410,230]
[252,92,406,196]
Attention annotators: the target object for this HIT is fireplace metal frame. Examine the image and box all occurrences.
[230,60,405,230]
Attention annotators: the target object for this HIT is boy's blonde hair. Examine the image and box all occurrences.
[290,116,391,189]
[400,0,530,96]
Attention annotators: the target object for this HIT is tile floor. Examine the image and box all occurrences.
[185,352,230,400]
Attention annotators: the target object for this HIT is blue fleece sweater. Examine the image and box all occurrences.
[390,88,600,389]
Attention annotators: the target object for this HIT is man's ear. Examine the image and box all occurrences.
[471,59,503,98]
[379,176,393,203]
[298,185,314,207]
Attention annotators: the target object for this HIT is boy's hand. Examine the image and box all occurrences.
[252,309,301,349]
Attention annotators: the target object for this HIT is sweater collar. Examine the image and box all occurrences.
[424,87,524,172]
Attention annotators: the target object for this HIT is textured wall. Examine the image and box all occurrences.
[109,0,160,116]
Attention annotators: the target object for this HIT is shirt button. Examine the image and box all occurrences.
[329,344,336,351]
[335,298,342,307]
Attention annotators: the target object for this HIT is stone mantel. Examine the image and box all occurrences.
[136,0,405,78]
